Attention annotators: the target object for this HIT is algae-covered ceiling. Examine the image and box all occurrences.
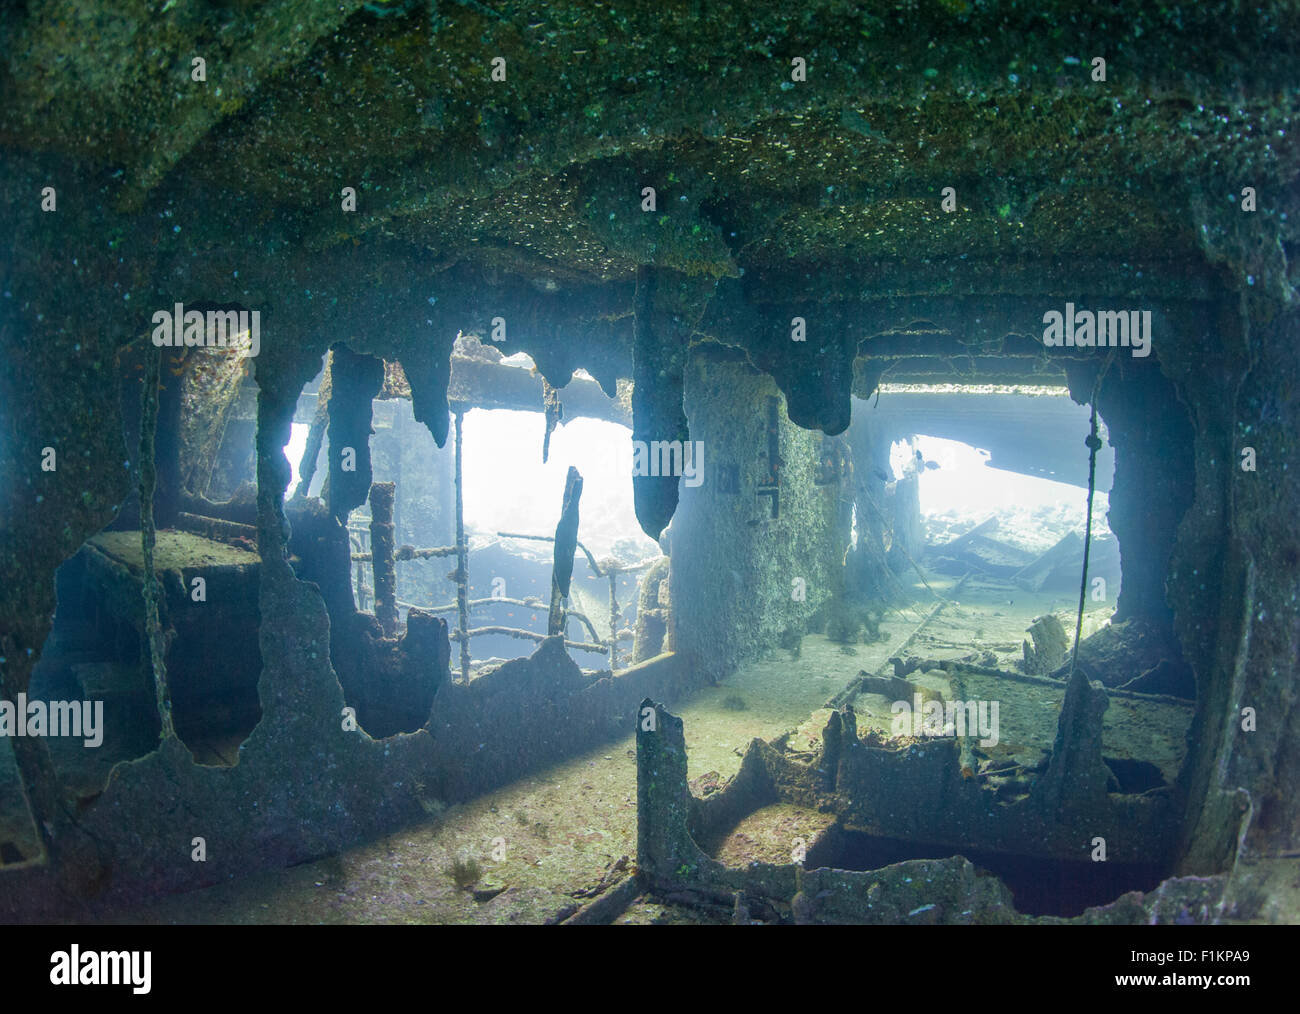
[3,0,1297,308]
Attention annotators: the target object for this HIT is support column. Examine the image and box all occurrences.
[369,481,398,636]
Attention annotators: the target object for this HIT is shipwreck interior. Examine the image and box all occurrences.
[1,1,1298,927]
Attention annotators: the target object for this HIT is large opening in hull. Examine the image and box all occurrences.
[0,344,267,854]
[881,425,1122,665]
[281,344,666,738]
[905,429,1117,593]
[676,369,1194,916]
[836,384,1180,692]
[452,405,658,672]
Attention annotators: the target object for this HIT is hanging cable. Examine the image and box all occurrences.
[1068,351,1118,680]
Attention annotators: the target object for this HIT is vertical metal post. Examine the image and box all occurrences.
[453,408,471,682]
[608,571,620,671]
[369,481,398,636]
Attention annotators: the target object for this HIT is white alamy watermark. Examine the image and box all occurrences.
[50,947,151,994]
[1042,303,1151,358]
[0,694,103,748]
[619,438,705,488]
[891,694,1000,747]
[151,303,260,358]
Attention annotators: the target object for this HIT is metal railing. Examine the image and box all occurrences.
[346,410,658,682]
